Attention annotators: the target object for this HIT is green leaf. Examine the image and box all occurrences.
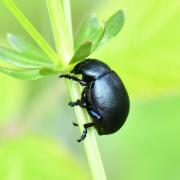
[39,68,60,76]
[100,10,125,45]
[0,66,43,80]
[70,41,92,64]
[74,14,104,52]
[7,33,51,62]
[0,46,54,68]
[3,0,61,66]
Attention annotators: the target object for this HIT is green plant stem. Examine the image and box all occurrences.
[62,0,74,50]
[3,0,61,67]
[46,0,73,63]
[46,1,107,180]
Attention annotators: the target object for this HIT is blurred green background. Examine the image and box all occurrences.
[0,0,180,179]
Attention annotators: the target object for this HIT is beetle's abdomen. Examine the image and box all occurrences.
[90,72,130,135]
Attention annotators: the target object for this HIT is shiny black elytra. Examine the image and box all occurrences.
[60,59,130,142]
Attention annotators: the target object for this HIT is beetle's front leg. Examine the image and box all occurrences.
[59,74,87,86]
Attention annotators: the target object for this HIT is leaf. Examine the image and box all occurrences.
[0,46,54,68]
[0,66,43,80]
[74,10,125,54]
[74,14,104,52]
[70,41,92,64]
[39,68,60,76]
[3,0,61,66]
[7,33,51,62]
[100,10,125,45]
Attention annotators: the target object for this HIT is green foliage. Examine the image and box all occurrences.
[7,33,50,62]
[74,14,104,52]
[0,67,43,80]
[0,35,61,80]
[2,0,61,67]
[100,10,124,45]
[71,10,124,64]
[70,41,92,64]
[0,46,53,69]
[0,1,124,79]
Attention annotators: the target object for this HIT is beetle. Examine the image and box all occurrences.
[59,59,130,142]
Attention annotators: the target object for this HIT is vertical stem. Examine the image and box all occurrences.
[46,0,73,63]
[46,1,107,180]
[62,0,74,50]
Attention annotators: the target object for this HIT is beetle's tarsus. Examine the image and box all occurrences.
[68,100,80,107]
[77,139,82,142]
[68,101,76,107]
[72,122,78,126]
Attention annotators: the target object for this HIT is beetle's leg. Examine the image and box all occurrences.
[72,121,78,126]
[84,122,96,128]
[59,74,87,86]
[77,122,96,142]
[69,88,88,108]
[69,99,87,108]
[77,128,87,142]
[88,109,102,120]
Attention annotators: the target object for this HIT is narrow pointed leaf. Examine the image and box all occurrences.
[0,66,43,80]
[70,41,92,64]
[100,10,125,45]
[0,46,54,68]
[7,33,51,62]
[74,14,104,52]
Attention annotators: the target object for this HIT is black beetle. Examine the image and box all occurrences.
[60,59,130,142]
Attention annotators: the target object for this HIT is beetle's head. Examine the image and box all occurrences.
[71,59,111,79]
